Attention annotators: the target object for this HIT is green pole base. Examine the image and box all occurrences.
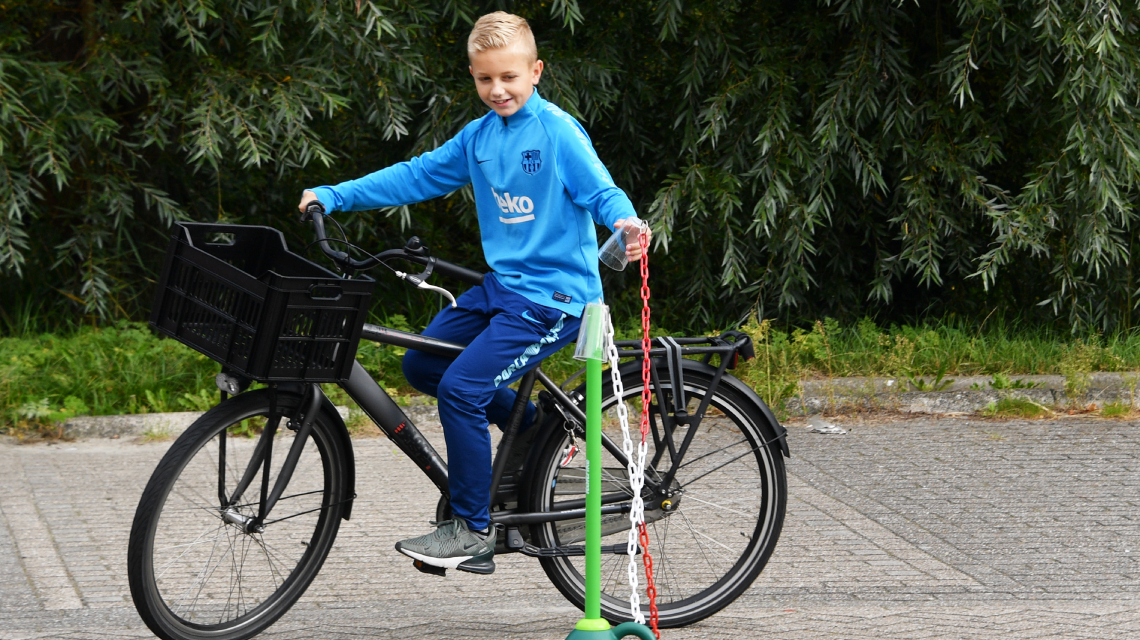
[566,621,656,640]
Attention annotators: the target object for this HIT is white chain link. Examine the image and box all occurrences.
[604,310,647,624]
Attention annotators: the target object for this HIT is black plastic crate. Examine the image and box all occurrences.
[149,223,374,383]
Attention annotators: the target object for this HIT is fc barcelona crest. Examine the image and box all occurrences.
[521,149,542,175]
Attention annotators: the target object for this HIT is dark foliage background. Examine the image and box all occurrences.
[3,0,1139,334]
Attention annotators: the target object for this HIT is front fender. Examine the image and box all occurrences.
[319,394,357,519]
[278,383,357,520]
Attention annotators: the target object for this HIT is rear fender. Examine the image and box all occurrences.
[613,359,790,458]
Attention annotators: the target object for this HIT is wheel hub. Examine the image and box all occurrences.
[221,507,263,533]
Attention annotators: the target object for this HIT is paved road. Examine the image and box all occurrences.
[1,414,1138,639]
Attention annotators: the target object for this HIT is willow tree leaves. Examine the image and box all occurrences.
[3,0,1140,333]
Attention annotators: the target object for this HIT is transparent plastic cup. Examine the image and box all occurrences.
[598,220,645,271]
[573,302,609,362]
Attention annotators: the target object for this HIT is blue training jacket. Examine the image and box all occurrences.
[309,89,636,317]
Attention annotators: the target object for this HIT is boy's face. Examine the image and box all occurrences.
[469,44,543,118]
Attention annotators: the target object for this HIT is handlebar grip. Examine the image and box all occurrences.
[302,200,325,222]
[431,259,484,286]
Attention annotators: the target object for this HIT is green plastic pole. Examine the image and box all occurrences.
[584,356,602,620]
[566,303,656,640]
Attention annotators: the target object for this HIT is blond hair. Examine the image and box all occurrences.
[467,12,537,61]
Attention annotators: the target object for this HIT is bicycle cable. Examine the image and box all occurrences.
[300,235,401,276]
[326,214,351,249]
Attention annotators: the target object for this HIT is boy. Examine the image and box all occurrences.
[297,11,645,575]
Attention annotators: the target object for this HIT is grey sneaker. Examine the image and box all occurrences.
[395,518,496,575]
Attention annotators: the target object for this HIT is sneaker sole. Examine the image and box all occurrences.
[396,547,496,575]
[456,555,495,575]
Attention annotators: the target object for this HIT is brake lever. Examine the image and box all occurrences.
[394,270,458,308]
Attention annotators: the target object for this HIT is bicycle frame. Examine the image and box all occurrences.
[130,217,793,639]
[221,318,784,543]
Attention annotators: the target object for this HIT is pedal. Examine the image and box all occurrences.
[412,559,447,577]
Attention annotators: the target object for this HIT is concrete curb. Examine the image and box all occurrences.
[56,372,1140,439]
[788,372,1139,414]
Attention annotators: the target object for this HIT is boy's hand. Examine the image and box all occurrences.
[614,218,651,262]
[298,190,320,214]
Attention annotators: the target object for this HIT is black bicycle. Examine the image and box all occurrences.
[126,211,789,640]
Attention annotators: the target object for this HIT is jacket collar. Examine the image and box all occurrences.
[501,88,544,125]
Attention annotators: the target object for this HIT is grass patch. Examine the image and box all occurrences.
[734,316,1140,380]
[344,409,382,437]
[1101,401,1132,417]
[982,397,1053,419]
[6,314,1140,426]
[987,373,1042,390]
[1,319,420,433]
[730,314,1140,412]
[140,426,174,443]
[1,322,220,434]
[2,418,69,441]
[228,416,267,438]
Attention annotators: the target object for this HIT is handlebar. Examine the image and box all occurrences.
[304,202,484,287]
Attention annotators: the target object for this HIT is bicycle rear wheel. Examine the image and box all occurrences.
[128,389,349,640]
[530,368,786,627]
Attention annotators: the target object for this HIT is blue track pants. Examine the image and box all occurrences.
[401,274,582,530]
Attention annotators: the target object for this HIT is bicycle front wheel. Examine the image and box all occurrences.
[530,368,786,627]
[128,388,349,640]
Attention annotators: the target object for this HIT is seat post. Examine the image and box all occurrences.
[489,369,537,506]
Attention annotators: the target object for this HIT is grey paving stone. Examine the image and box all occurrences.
[1,414,1139,638]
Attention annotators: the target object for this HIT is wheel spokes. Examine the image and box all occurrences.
[586,389,765,607]
[153,419,327,626]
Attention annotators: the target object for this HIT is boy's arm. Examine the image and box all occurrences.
[552,119,637,230]
[306,131,472,213]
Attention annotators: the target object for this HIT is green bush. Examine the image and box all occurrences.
[0,319,422,431]
[1,322,218,428]
[5,1,1140,335]
[6,315,1140,426]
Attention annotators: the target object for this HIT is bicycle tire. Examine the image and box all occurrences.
[530,368,786,627]
[128,389,349,640]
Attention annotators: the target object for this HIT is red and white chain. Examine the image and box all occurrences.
[636,222,660,637]
[604,308,646,624]
[603,220,659,636]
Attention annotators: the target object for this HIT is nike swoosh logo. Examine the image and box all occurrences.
[476,159,491,164]
[521,311,544,325]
